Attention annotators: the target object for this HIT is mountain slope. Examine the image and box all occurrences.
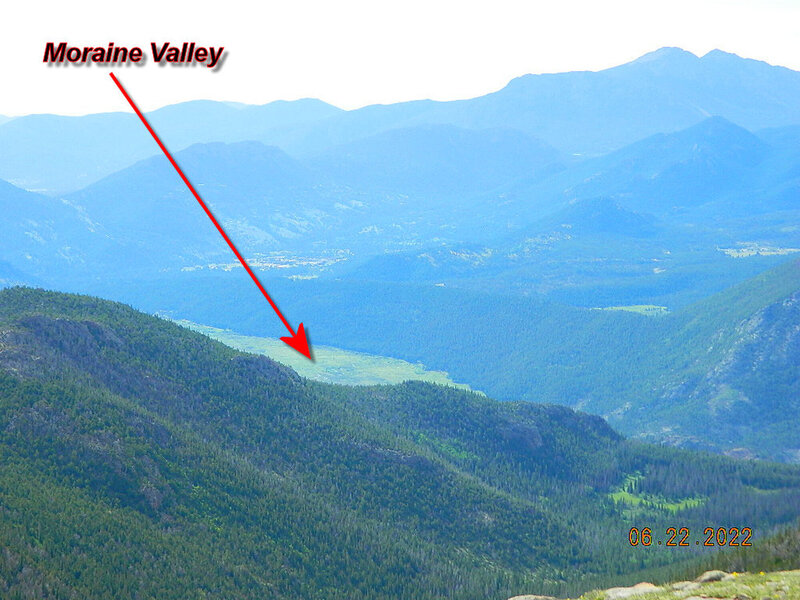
[1,287,799,598]
[0,260,38,288]
[60,132,561,283]
[62,141,344,280]
[628,258,800,459]
[468,116,777,227]
[344,198,664,284]
[560,116,770,214]
[0,178,97,283]
[309,124,562,196]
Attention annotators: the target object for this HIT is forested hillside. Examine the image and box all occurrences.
[0,287,798,599]
[98,257,800,461]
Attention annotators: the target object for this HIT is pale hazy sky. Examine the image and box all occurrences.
[3,0,800,116]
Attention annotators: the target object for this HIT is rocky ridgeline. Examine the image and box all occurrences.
[510,569,800,600]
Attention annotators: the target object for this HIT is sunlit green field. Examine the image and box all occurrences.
[608,474,706,515]
[176,320,476,390]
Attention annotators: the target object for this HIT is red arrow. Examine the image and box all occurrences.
[109,72,313,360]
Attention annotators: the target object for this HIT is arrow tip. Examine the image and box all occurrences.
[280,323,313,361]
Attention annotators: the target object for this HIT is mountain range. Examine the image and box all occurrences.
[4,47,800,195]
[4,114,798,302]
[1,46,799,464]
[0,99,341,193]
[1,45,800,598]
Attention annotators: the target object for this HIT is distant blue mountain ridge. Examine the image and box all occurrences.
[1,111,798,303]
[2,47,800,194]
[0,98,341,193]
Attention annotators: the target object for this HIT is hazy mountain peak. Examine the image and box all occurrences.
[176,139,284,159]
[631,46,699,64]
[680,114,755,137]
[257,97,343,111]
[675,115,767,156]
[148,99,249,114]
[171,140,312,186]
[612,114,766,161]
[701,48,742,60]
[546,196,659,237]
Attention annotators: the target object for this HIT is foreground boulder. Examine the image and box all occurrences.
[695,570,733,583]
[603,582,661,599]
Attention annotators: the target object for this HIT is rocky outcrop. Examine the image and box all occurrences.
[695,569,734,583]
[603,582,661,599]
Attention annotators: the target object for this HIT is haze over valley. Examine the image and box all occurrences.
[1,45,799,598]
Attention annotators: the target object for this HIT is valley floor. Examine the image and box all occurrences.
[176,319,475,389]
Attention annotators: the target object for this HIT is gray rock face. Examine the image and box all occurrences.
[603,582,661,599]
[671,580,701,591]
